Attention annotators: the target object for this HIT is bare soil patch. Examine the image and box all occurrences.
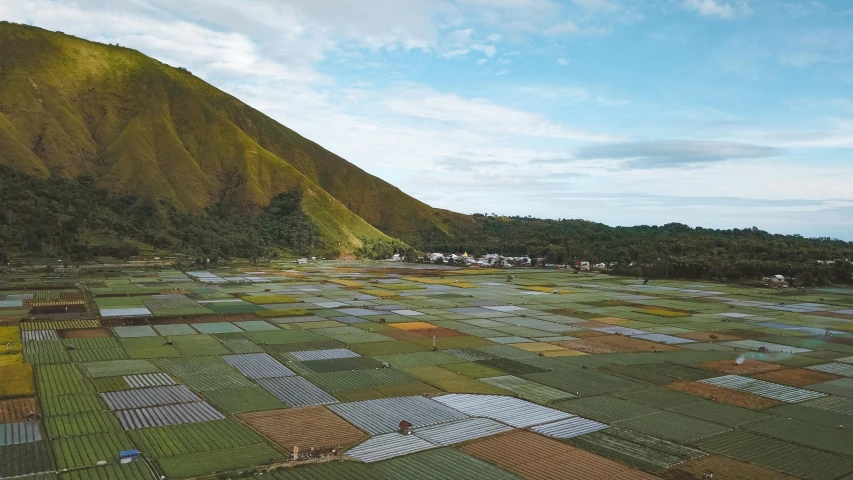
[752,368,840,387]
[239,406,366,452]
[461,430,656,480]
[0,397,38,422]
[667,381,781,410]
[697,359,783,375]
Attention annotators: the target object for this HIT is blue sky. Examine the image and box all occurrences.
[5,0,853,239]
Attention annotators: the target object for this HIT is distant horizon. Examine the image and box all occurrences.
[4,0,851,239]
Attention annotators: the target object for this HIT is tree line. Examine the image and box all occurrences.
[412,214,853,285]
[0,165,322,260]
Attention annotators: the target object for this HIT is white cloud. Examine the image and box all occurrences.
[557,58,571,65]
[382,87,618,141]
[574,140,782,168]
[476,58,488,65]
[441,48,471,59]
[683,0,751,19]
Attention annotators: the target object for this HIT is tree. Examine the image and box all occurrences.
[795,270,815,287]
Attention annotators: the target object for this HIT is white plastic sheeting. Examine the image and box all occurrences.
[290,348,361,361]
[433,394,571,428]
[123,373,176,389]
[412,417,512,446]
[257,376,338,407]
[700,375,825,403]
[719,340,811,354]
[632,333,696,345]
[222,353,295,379]
[0,422,42,446]
[102,385,200,410]
[329,396,468,435]
[346,432,436,463]
[808,363,853,378]
[116,401,224,430]
[21,330,59,342]
[531,416,609,439]
[100,308,152,317]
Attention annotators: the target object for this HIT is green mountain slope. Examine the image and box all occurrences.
[0,22,471,253]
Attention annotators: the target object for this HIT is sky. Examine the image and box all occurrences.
[4,0,853,239]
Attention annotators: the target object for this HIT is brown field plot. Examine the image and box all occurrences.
[698,359,783,375]
[461,430,658,480]
[661,455,800,480]
[752,368,840,386]
[0,397,38,422]
[239,406,366,452]
[667,381,781,410]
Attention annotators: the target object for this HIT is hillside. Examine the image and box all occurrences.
[0,22,473,253]
[2,22,851,282]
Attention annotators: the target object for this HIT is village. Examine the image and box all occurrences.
[415,252,610,270]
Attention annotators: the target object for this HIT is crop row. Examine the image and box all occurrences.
[157,444,281,478]
[127,419,265,458]
[53,431,134,469]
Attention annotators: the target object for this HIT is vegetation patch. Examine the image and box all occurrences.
[524,286,573,294]
[662,455,801,480]
[697,430,853,480]
[202,386,285,413]
[0,441,56,478]
[243,295,301,305]
[567,428,705,474]
[258,309,312,318]
[156,444,281,477]
[635,308,691,318]
[404,365,507,394]
[0,364,35,398]
[79,359,159,378]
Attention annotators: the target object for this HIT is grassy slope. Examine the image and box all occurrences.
[0,23,475,249]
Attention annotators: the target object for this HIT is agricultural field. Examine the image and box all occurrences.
[2,262,853,479]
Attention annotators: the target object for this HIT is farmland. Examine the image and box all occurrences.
[2,263,853,479]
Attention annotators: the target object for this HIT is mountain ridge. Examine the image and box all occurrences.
[0,22,472,254]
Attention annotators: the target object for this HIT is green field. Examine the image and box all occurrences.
[5,263,853,480]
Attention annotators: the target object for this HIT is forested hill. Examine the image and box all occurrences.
[0,22,473,255]
[416,215,853,284]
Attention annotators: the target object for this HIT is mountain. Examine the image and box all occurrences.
[3,22,851,284]
[0,22,473,255]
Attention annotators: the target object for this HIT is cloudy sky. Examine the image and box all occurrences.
[5,0,853,239]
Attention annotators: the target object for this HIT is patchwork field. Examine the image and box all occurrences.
[2,263,853,479]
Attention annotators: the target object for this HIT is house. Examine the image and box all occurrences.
[763,274,788,287]
[428,253,444,262]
